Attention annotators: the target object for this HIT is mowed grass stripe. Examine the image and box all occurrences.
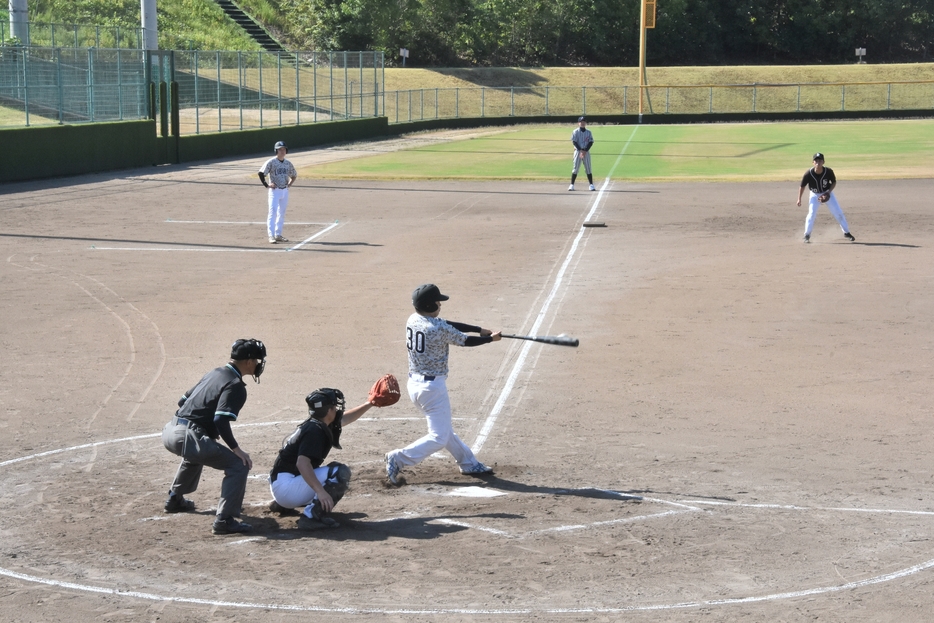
[301,120,934,182]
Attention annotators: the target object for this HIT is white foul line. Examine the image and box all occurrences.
[165,220,331,225]
[287,221,340,251]
[472,127,641,453]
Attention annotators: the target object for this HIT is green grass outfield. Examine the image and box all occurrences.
[302,119,934,182]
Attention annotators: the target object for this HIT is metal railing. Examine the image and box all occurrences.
[382,81,934,123]
[0,21,144,49]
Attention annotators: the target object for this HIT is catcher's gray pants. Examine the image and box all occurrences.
[804,191,849,236]
[162,418,250,519]
[572,150,592,176]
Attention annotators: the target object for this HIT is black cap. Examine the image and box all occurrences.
[812,152,825,161]
[578,116,586,122]
[230,338,266,360]
[412,283,449,311]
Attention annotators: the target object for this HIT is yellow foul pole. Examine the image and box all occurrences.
[639,0,656,121]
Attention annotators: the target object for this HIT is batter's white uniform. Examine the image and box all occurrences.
[258,156,297,240]
[388,314,483,470]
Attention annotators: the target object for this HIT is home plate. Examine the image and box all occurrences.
[447,486,507,498]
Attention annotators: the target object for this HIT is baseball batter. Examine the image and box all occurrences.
[797,152,855,243]
[258,141,297,244]
[569,116,596,191]
[269,388,376,530]
[161,338,266,535]
[386,284,502,485]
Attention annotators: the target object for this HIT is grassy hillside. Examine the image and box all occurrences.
[382,64,934,91]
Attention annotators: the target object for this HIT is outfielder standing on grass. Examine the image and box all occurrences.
[258,141,297,244]
[162,339,266,535]
[569,116,596,191]
[797,152,856,243]
[269,377,399,530]
[386,284,501,485]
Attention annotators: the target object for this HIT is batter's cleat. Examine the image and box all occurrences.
[844,232,855,242]
[275,235,289,242]
[212,516,253,535]
[568,184,575,191]
[460,462,494,476]
[589,184,596,191]
[803,234,810,243]
[164,494,195,513]
[386,453,402,486]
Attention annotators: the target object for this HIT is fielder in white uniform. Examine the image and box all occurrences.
[258,141,297,244]
[569,116,596,191]
[797,152,855,243]
[386,284,502,485]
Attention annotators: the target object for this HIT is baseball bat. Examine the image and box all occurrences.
[502,333,579,347]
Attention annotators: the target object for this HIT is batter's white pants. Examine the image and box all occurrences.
[804,191,850,236]
[389,375,478,469]
[572,150,592,176]
[270,466,338,517]
[267,187,289,238]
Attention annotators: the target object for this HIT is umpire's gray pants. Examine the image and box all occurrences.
[162,419,250,519]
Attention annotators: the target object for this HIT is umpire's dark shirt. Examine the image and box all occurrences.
[176,363,247,439]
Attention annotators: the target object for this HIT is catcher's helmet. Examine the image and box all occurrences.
[274,140,288,153]
[305,388,345,420]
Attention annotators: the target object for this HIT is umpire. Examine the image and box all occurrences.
[162,339,266,535]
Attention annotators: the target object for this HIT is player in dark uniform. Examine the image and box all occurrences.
[797,152,855,243]
[269,388,376,529]
[161,339,266,535]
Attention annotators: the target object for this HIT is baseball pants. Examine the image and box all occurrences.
[270,464,350,517]
[572,150,592,176]
[805,191,850,236]
[162,419,250,519]
[389,375,479,469]
[267,187,289,238]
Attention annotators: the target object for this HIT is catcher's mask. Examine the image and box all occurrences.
[412,283,449,314]
[305,388,346,448]
[230,338,267,383]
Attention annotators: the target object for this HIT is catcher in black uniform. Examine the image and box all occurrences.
[269,376,399,530]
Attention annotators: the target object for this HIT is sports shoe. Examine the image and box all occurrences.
[568,184,575,191]
[844,232,855,242]
[386,453,402,486]
[275,235,289,242]
[164,494,195,513]
[589,184,596,191]
[803,234,810,243]
[269,238,277,244]
[269,500,288,513]
[212,516,253,535]
[297,513,339,530]
[460,462,494,476]
[308,501,340,527]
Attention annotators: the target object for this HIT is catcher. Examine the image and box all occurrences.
[268,374,400,530]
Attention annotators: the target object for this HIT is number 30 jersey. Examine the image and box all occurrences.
[406,313,468,377]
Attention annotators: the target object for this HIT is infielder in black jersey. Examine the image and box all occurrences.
[161,339,266,535]
[269,388,382,530]
[797,152,855,243]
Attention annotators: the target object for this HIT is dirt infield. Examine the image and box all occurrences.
[1,144,933,622]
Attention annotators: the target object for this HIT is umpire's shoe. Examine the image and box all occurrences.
[212,516,253,535]
[164,493,195,513]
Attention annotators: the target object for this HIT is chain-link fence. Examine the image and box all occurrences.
[0,21,143,49]
[0,46,148,125]
[383,82,934,122]
[170,50,384,134]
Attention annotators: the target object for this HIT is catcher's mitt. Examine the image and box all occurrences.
[368,373,401,407]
